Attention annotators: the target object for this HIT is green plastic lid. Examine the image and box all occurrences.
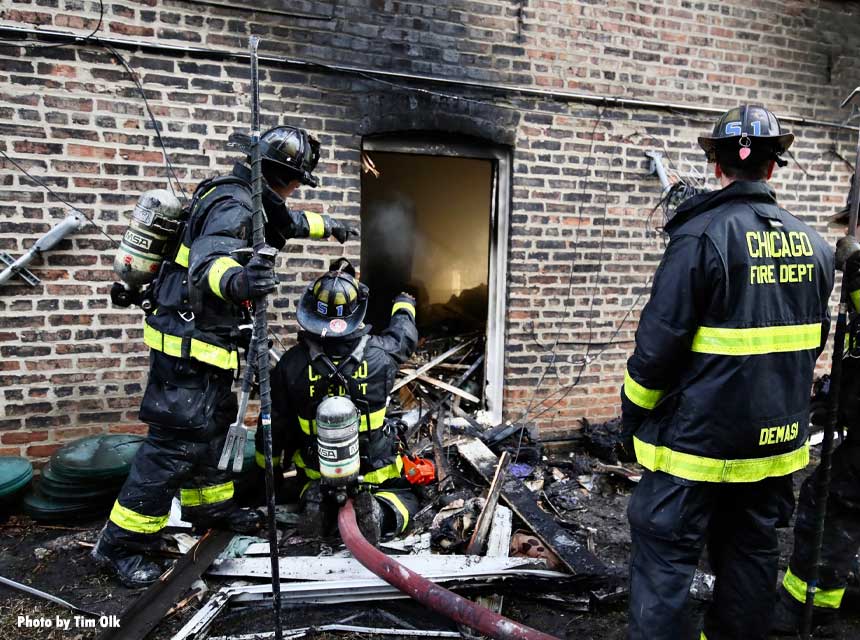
[22,486,111,522]
[50,435,143,479]
[0,457,33,497]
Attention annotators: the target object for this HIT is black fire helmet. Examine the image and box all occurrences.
[258,126,321,188]
[296,259,369,338]
[698,105,794,167]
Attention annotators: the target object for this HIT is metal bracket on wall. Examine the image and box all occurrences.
[644,150,671,192]
[0,213,85,287]
[0,252,39,286]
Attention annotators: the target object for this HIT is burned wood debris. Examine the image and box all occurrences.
[0,334,643,639]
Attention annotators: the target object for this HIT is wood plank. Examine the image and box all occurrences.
[392,340,475,391]
[466,451,510,555]
[479,505,513,613]
[99,529,233,640]
[455,438,606,577]
[416,374,480,403]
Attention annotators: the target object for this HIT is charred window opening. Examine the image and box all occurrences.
[360,136,510,423]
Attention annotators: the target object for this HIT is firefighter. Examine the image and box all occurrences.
[620,105,834,640]
[257,258,420,545]
[93,126,356,587]
[772,187,860,634]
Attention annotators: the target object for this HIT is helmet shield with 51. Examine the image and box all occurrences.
[259,126,321,188]
[698,105,794,164]
[297,262,368,338]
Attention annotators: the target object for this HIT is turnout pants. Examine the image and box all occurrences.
[627,470,795,640]
[103,351,238,551]
[781,434,860,611]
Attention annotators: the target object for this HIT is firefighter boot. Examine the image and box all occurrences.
[354,491,383,547]
[91,535,163,588]
[770,588,837,636]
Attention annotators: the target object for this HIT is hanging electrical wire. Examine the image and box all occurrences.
[0,1,188,205]
[0,0,104,51]
[0,149,119,248]
[98,42,189,204]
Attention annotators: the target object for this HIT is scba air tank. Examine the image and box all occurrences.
[113,189,184,288]
[315,395,361,487]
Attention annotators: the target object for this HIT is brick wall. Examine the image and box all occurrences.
[1,0,859,460]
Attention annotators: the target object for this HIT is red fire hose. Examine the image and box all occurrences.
[338,499,561,640]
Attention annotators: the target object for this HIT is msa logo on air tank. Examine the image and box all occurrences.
[746,230,816,285]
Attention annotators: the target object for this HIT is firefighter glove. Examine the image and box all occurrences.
[836,235,860,272]
[226,246,278,301]
[324,215,359,244]
[616,435,637,463]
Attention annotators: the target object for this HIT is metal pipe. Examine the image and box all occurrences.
[0,213,84,285]
[337,499,561,640]
[0,25,856,132]
[645,151,671,191]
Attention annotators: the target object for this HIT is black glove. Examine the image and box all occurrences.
[110,282,146,308]
[615,435,637,464]
[836,235,860,272]
[226,246,278,302]
[324,215,359,244]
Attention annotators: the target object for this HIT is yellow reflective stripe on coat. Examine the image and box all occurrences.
[292,450,322,479]
[391,301,416,318]
[690,323,821,356]
[109,501,169,534]
[298,406,387,435]
[623,370,665,410]
[175,243,190,267]
[180,481,234,507]
[375,490,410,532]
[633,437,809,483]
[304,212,326,239]
[207,256,242,300]
[255,451,282,469]
[851,289,860,314]
[143,322,239,370]
[783,567,845,609]
[362,456,404,485]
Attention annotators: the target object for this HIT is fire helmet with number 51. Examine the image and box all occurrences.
[697,105,794,166]
[297,258,369,338]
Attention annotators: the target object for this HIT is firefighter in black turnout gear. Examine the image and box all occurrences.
[258,259,420,545]
[93,126,356,588]
[772,188,860,634]
[621,105,834,640]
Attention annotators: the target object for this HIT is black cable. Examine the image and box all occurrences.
[0,2,187,205]
[0,0,104,52]
[100,43,189,204]
[829,147,855,172]
[518,105,607,423]
[0,149,119,248]
[786,148,811,179]
[525,281,651,422]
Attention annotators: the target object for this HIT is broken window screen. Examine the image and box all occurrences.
[360,152,492,338]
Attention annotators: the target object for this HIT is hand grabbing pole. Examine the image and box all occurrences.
[802,86,860,639]
[248,35,283,640]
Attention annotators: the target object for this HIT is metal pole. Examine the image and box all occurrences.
[248,35,283,640]
[801,86,860,639]
[0,213,83,285]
